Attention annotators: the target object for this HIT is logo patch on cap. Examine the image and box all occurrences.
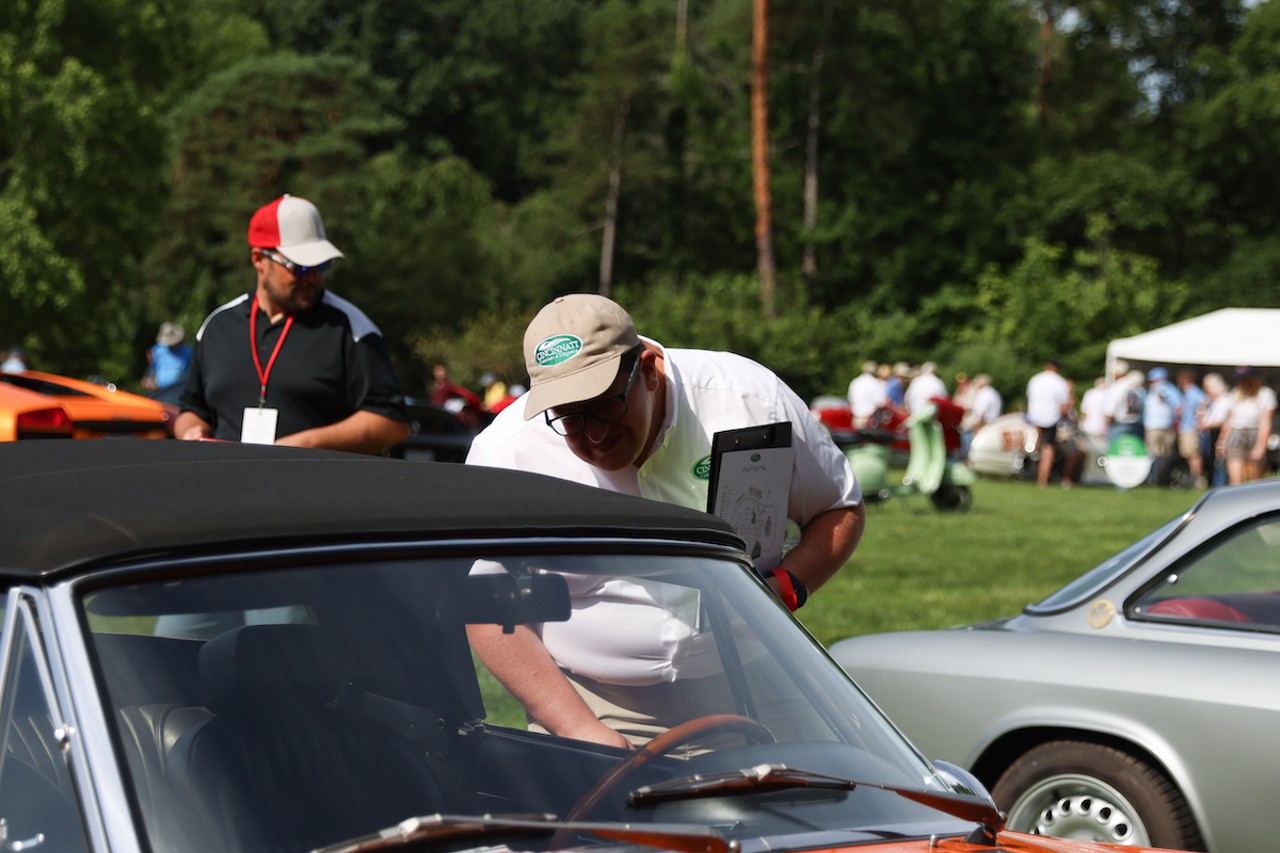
[535,335,583,367]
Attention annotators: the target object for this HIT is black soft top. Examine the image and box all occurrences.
[0,441,741,579]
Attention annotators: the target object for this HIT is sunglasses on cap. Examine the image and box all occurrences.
[261,248,334,278]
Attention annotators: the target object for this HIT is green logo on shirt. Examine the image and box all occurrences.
[691,455,711,480]
[534,335,583,366]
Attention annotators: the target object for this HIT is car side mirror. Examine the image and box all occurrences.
[932,759,997,805]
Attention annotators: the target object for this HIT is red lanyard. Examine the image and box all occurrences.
[249,303,294,407]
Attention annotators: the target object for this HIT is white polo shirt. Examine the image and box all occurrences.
[466,342,861,686]
[467,342,861,522]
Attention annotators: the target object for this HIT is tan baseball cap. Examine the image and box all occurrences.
[522,294,641,420]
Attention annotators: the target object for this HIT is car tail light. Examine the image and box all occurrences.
[18,407,73,432]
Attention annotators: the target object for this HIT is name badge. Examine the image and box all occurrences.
[241,407,279,445]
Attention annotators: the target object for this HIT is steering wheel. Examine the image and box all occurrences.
[562,714,776,829]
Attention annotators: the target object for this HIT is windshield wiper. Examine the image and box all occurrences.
[312,813,737,853]
[629,763,1003,846]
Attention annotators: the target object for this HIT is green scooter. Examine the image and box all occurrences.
[844,402,975,511]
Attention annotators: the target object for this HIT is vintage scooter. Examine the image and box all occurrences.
[843,402,975,511]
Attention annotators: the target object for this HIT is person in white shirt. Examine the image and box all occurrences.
[960,373,1002,458]
[1217,366,1277,485]
[1079,378,1109,441]
[1025,359,1072,487]
[1200,372,1232,486]
[904,361,947,413]
[847,360,887,428]
[466,293,865,747]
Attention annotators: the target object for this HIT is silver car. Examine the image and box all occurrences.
[831,479,1280,853]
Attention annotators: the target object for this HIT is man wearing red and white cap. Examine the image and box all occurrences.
[175,194,409,454]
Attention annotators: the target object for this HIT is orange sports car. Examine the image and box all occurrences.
[0,369,175,439]
[0,382,74,440]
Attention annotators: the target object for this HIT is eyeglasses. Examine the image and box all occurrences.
[545,358,641,437]
[262,248,334,278]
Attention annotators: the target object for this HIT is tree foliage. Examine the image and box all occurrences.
[4,0,1279,405]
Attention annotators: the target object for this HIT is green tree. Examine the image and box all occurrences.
[971,215,1192,382]
[0,0,173,379]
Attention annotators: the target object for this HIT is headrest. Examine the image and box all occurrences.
[200,624,339,714]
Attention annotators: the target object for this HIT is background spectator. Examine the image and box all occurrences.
[960,373,1001,459]
[1200,372,1231,487]
[1079,377,1109,442]
[1108,369,1147,443]
[847,360,887,429]
[884,362,910,412]
[1176,369,1208,487]
[1142,367,1181,465]
[904,361,946,413]
[1,346,28,373]
[141,322,193,390]
[1025,359,1072,487]
[1218,366,1276,485]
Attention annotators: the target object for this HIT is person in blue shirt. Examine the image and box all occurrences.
[142,322,193,390]
[1142,367,1182,463]
[1175,369,1208,487]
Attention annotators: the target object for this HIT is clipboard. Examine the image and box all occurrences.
[706,422,793,571]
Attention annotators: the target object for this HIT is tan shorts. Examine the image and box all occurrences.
[1145,428,1175,458]
[1178,431,1201,459]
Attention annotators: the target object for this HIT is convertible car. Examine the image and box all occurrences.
[831,480,1280,853]
[1,441,1180,853]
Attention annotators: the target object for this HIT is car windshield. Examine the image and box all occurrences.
[1026,516,1185,613]
[81,548,968,853]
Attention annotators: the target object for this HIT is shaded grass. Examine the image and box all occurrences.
[801,477,1204,648]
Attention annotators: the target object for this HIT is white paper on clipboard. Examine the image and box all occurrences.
[706,422,793,571]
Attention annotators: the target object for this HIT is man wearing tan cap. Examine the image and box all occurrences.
[175,194,409,454]
[467,293,864,747]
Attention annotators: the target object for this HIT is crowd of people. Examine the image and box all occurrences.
[1093,360,1276,487]
[845,360,1003,461]
[847,357,1277,489]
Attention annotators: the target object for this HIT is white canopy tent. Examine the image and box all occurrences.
[1105,308,1280,386]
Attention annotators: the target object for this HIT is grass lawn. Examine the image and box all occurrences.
[801,476,1205,649]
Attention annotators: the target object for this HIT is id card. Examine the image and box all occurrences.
[241,407,279,445]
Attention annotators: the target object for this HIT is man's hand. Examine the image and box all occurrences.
[174,412,213,441]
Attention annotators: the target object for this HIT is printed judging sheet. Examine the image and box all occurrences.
[707,423,793,571]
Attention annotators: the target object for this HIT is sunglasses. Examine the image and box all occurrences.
[544,358,641,437]
[262,248,334,278]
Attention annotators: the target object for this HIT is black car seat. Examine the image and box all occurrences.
[165,624,447,853]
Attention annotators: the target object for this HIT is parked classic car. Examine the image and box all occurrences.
[831,480,1280,853]
[1,440,1181,853]
[0,369,174,439]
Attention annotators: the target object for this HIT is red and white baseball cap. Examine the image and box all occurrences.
[247,194,344,267]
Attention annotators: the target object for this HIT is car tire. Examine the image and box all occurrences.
[993,740,1205,851]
